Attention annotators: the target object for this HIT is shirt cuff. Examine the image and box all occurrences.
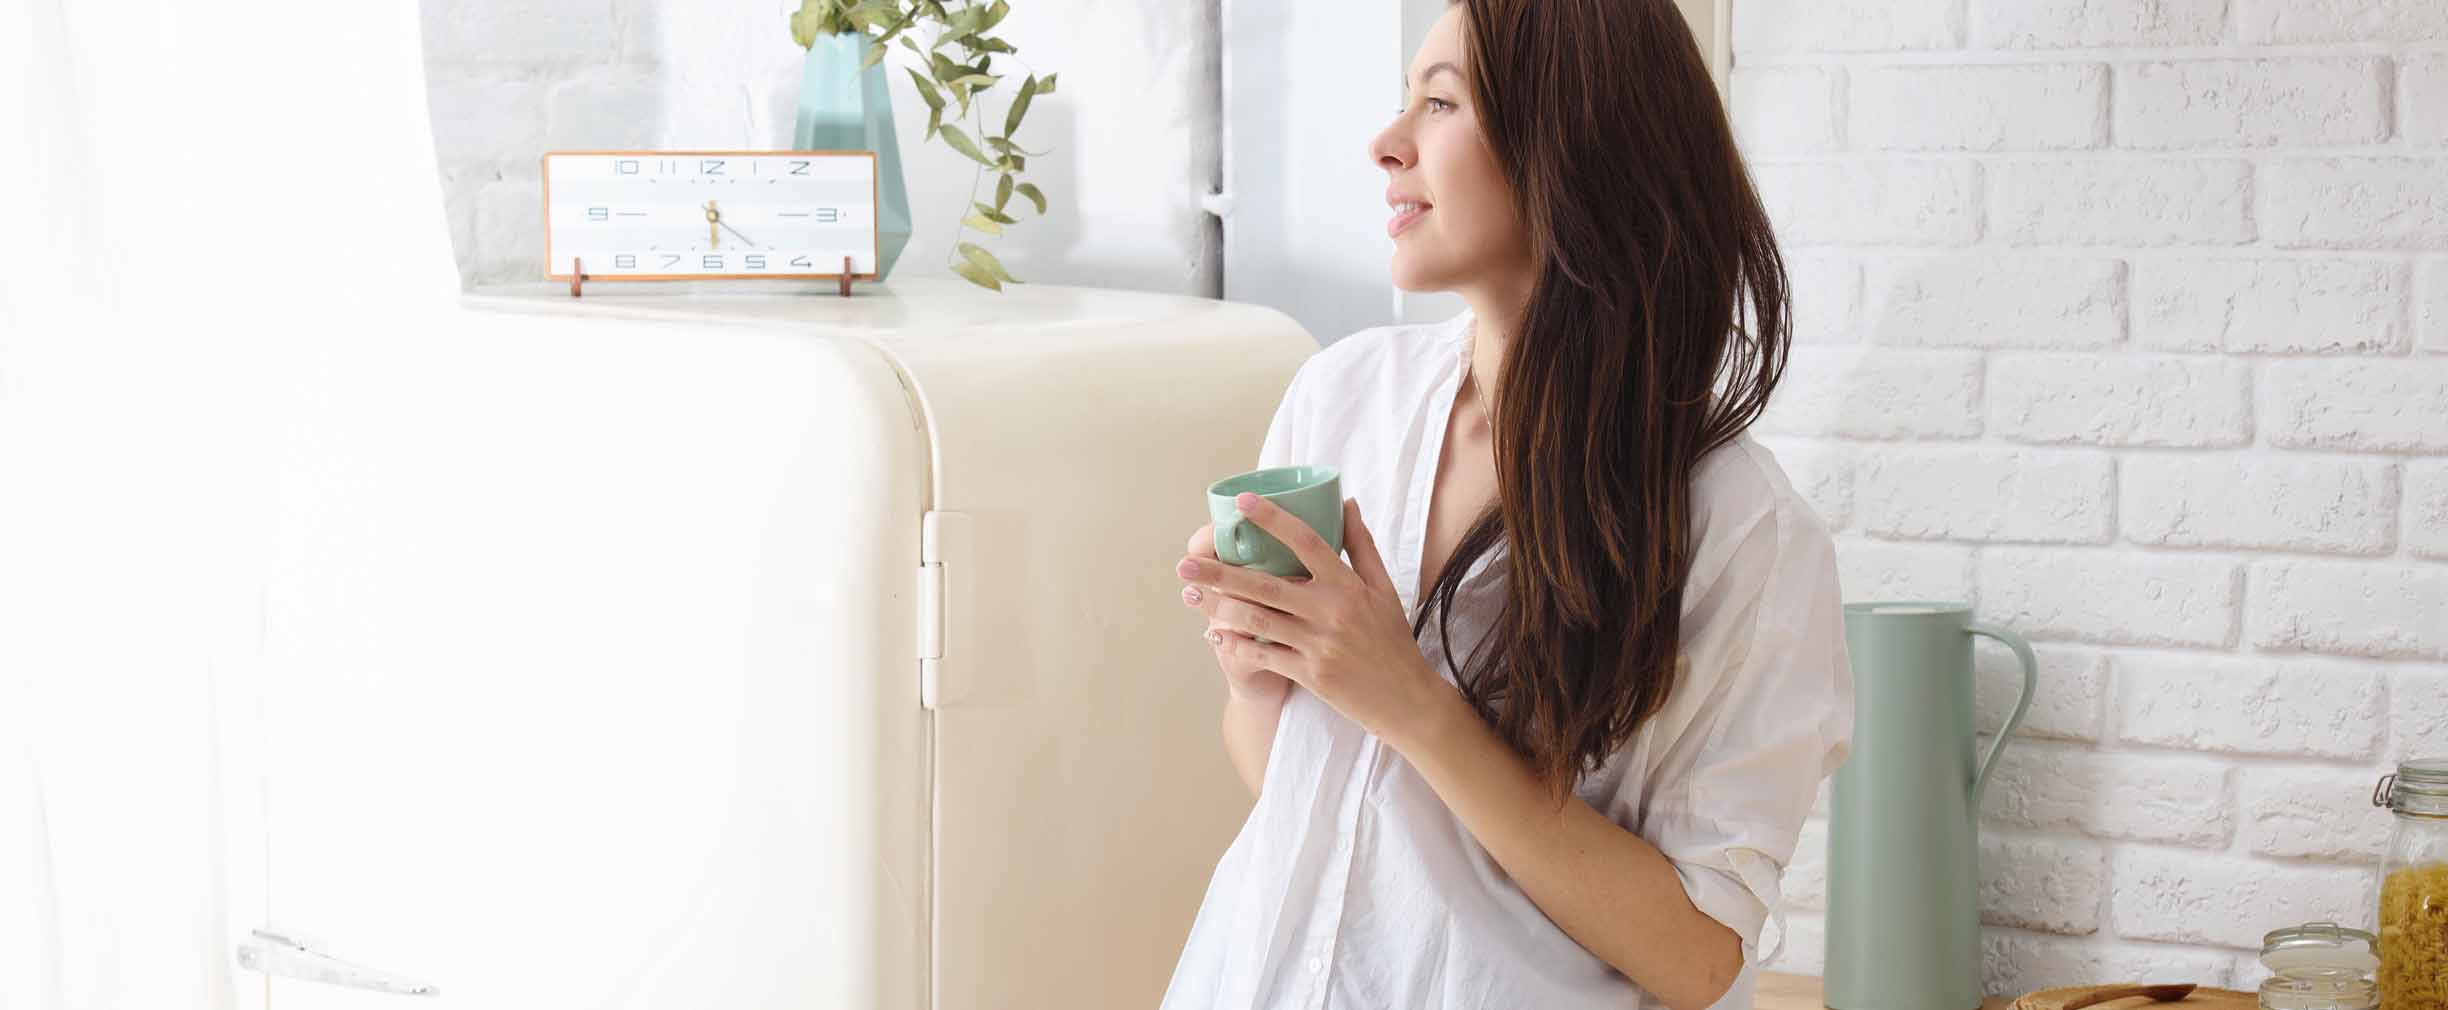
[1653,810,1790,968]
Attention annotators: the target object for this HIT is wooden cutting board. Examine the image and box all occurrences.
[2008,984,2257,1010]
[1751,973,2253,1010]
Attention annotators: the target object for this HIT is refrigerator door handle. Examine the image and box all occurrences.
[235,926,440,996]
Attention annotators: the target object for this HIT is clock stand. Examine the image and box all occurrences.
[567,254,859,299]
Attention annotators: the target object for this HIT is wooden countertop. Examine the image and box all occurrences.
[1756,971,2015,1010]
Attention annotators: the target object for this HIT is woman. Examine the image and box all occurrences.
[1160,2,1853,1009]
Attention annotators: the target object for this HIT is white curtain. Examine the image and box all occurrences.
[0,0,457,1004]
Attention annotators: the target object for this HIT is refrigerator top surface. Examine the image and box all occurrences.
[461,276,1275,346]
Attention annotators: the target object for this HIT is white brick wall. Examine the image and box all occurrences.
[1734,0,2448,992]
[417,0,1217,294]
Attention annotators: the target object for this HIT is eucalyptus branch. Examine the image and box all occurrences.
[789,0,1056,292]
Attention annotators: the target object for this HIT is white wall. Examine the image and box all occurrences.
[1732,0,2448,992]
[418,0,1224,298]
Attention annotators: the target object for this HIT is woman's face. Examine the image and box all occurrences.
[1369,7,1529,300]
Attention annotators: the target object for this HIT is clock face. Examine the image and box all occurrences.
[541,151,877,280]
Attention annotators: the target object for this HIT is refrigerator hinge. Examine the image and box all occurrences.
[919,510,972,710]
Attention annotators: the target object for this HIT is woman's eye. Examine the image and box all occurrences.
[1428,98,1452,112]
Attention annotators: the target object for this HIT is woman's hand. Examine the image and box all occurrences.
[1176,494,1454,745]
[1183,521,1294,704]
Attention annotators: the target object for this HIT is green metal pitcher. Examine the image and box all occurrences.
[1825,601,2037,1010]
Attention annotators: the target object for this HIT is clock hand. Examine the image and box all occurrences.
[704,200,720,249]
[716,219,761,249]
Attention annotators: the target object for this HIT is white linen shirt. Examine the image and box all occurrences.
[1158,306,1855,1010]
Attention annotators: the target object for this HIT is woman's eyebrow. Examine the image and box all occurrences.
[1401,61,1463,94]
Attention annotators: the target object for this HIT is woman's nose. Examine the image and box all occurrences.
[1371,131,1409,170]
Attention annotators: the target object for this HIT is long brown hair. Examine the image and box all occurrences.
[1420,0,1792,807]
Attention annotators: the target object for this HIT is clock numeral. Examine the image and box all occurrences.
[661,254,683,269]
[817,208,840,223]
[587,207,609,222]
[745,255,767,270]
[616,159,640,174]
[615,254,637,269]
[791,255,813,268]
[789,160,810,175]
[702,254,723,270]
[700,159,725,175]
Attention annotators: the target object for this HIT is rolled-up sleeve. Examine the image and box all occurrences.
[1642,500,1855,968]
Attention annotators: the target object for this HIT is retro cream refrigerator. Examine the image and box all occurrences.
[235,278,1314,1010]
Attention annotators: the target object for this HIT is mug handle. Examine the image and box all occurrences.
[1964,622,2038,815]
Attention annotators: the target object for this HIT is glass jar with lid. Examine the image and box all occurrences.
[2373,756,2448,1010]
[2260,921,2379,1010]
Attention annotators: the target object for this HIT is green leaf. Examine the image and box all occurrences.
[968,37,1015,54]
[876,5,915,44]
[1013,182,1046,215]
[929,52,963,82]
[788,0,832,48]
[971,200,1016,225]
[960,210,1005,236]
[995,173,1013,212]
[980,0,1010,33]
[958,241,1019,284]
[985,136,1049,157]
[899,34,923,55]
[924,102,943,142]
[905,67,945,109]
[938,124,999,168]
[1004,73,1036,137]
[861,40,888,69]
[1037,72,1057,94]
[950,258,1002,291]
[950,73,996,89]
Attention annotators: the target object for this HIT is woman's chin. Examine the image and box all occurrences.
[1388,257,1440,292]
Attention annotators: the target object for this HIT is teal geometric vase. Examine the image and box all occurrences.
[794,31,913,280]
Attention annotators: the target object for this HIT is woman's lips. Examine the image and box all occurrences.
[1389,204,1431,237]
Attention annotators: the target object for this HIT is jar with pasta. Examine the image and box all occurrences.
[2373,756,2448,1010]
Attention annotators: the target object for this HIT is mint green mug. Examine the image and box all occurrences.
[1206,465,1345,645]
[1206,465,1344,579]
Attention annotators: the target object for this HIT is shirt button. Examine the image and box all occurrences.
[1308,956,1323,974]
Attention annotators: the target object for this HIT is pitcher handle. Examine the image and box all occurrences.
[1963,622,2038,814]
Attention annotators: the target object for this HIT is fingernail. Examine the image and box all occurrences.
[1182,586,1201,605]
[1237,492,1259,512]
[1177,558,1200,578]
